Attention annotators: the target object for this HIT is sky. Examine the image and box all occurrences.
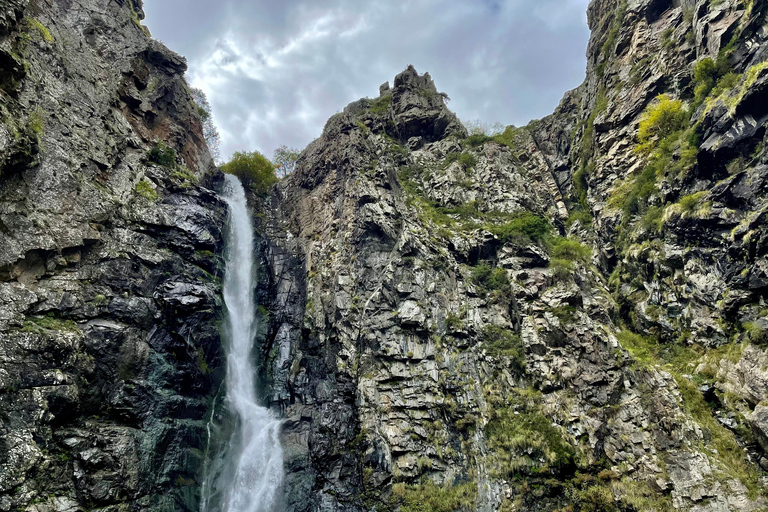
[142,0,592,162]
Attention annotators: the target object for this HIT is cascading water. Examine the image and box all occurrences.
[201,174,284,512]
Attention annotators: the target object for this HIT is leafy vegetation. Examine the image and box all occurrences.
[135,179,158,201]
[489,212,551,244]
[369,95,392,115]
[147,142,177,168]
[485,389,575,478]
[481,325,524,367]
[222,150,278,196]
[391,480,477,512]
[471,264,511,296]
[444,152,477,171]
[636,95,688,155]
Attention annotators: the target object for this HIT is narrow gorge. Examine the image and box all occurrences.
[2,0,768,511]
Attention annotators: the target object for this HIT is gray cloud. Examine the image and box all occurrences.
[143,0,591,161]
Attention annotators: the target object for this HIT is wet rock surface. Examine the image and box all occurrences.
[0,0,226,510]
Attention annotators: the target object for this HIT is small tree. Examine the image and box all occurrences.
[221,151,278,196]
[190,87,222,165]
[272,145,300,178]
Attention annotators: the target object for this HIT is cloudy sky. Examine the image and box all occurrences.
[142,0,592,162]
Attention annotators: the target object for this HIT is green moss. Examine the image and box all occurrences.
[549,305,578,325]
[28,111,43,136]
[22,315,79,334]
[135,179,158,201]
[391,480,477,512]
[26,18,53,44]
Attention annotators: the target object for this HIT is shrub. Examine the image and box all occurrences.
[482,325,525,369]
[147,142,177,168]
[578,485,615,512]
[472,264,511,295]
[744,322,768,346]
[369,95,391,115]
[486,398,575,477]
[636,95,688,154]
[135,179,157,201]
[679,191,707,213]
[222,150,278,196]
[444,152,477,171]
[463,133,494,148]
[490,212,551,244]
[550,237,592,264]
[392,480,477,512]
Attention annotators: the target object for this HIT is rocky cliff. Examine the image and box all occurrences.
[3,0,768,511]
[259,0,768,511]
[0,0,226,510]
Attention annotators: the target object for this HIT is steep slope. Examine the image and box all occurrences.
[0,0,226,510]
[260,0,768,511]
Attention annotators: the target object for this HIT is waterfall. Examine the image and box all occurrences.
[201,174,284,512]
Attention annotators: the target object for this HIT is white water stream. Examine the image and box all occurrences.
[203,174,283,512]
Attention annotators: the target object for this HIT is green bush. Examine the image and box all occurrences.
[578,485,616,512]
[636,95,688,154]
[135,179,158,201]
[550,237,592,264]
[679,191,707,213]
[444,152,476,171]
[486,398,575,477]
[744,322,768,346]
[481,325,524,369]
[369,95,392,115]
[463,133,494,148]
[147,142,177,168]
[222,150,278,196]
[490,212,551,244]
[472,264,511,295]
[392,480,477,512]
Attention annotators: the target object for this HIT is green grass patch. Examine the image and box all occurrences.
[481,325,524,369]
[444,152,477,171]
[391,480,477,512]
[489,212,551,244]
[485,390,575,478]
[22,315,79,334]
[472,263,511,296]
[135,179,158,201]
[369,95,392,116]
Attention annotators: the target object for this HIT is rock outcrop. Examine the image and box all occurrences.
[258,1,768,511]
[4,0,768,511]
[0,0,226,510]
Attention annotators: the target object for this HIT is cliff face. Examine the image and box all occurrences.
[3,0,768,511]
[0,0,226,510]
[261,0,768,511]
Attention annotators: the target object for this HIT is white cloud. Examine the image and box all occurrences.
[143,0,592,160]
